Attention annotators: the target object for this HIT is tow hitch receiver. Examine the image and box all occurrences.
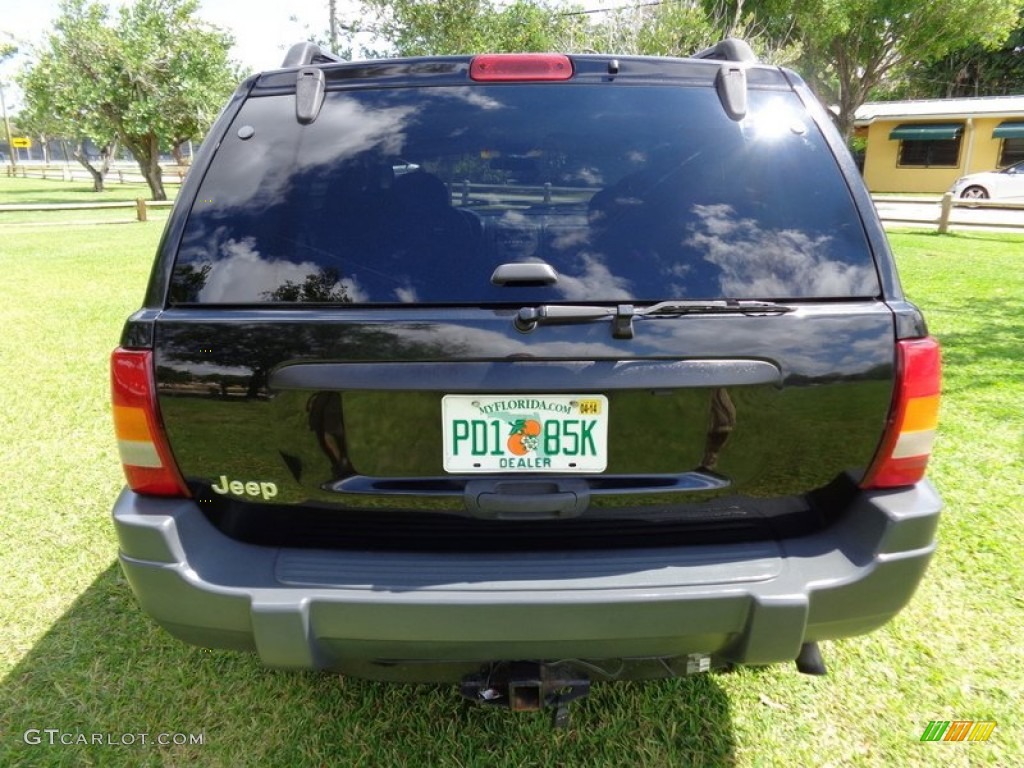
[460,662,591,727]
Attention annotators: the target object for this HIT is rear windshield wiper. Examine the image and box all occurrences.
[641,299,795,316]
[515,300,795,339]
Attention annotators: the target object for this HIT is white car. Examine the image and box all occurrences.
[950,160,1024,200]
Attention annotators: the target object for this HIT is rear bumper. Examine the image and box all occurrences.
[113,479,941,680]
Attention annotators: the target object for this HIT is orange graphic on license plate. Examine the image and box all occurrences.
[507,418,543,455]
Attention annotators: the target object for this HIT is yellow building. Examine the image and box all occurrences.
[854,96,1024,194]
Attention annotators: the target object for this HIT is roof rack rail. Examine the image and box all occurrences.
[692,38,758,64]
[282,42,343,68]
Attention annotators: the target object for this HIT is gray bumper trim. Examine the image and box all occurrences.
[113,480,940,674]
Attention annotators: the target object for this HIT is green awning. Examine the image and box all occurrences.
[993,121,1024,139]
[888,123,963,141]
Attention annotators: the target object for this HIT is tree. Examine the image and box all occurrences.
[263,268,354,303]
[356,0,584,58]
[737,0,1021,139]
[288,2,357,61]
[18,47,121,190]
[570,1,798,63]
[586,1,720,57]
[896,9,1024,99]
[11,110,53,165]
[20,0,236,200]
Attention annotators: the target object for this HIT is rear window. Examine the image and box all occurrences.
[169,83,878,305]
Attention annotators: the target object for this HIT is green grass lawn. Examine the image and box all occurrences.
[0,219,1021,766]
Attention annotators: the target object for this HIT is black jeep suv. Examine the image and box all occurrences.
[111,40,942,711]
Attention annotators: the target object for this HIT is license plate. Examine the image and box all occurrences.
[442,394,608,473]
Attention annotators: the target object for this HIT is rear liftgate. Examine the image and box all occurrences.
[454,48,798,729]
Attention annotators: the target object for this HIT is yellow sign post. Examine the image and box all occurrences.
[11,137,31,148]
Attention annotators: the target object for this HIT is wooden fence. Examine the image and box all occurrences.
[3,163,189,185]
[874,193,1024,233]
[0,199,175,221]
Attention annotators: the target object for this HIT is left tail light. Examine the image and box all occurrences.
[111,348,190,497]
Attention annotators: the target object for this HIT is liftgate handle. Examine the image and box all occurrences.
[464,480,590,520]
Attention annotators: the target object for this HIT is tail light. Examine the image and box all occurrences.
[470,54,573,82]
[111,348,189,497]
[861,337,941,489]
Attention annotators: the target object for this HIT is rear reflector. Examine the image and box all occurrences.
[470,54,573,82]
[111,348,189,497]
[861,337,941,489]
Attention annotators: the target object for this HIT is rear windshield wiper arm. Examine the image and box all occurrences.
[515,300,794,339]
[641,299,795,317]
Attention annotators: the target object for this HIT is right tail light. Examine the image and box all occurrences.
[861,337,941,489]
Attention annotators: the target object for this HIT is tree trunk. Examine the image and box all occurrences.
[71,138,117,192]
[127,133,167,201]
[84,165,104,192]
[835,99,857,143]
[147,161,166,201]
[144,133,166,201]
[72,140,103,192]
[828,41,876,143]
